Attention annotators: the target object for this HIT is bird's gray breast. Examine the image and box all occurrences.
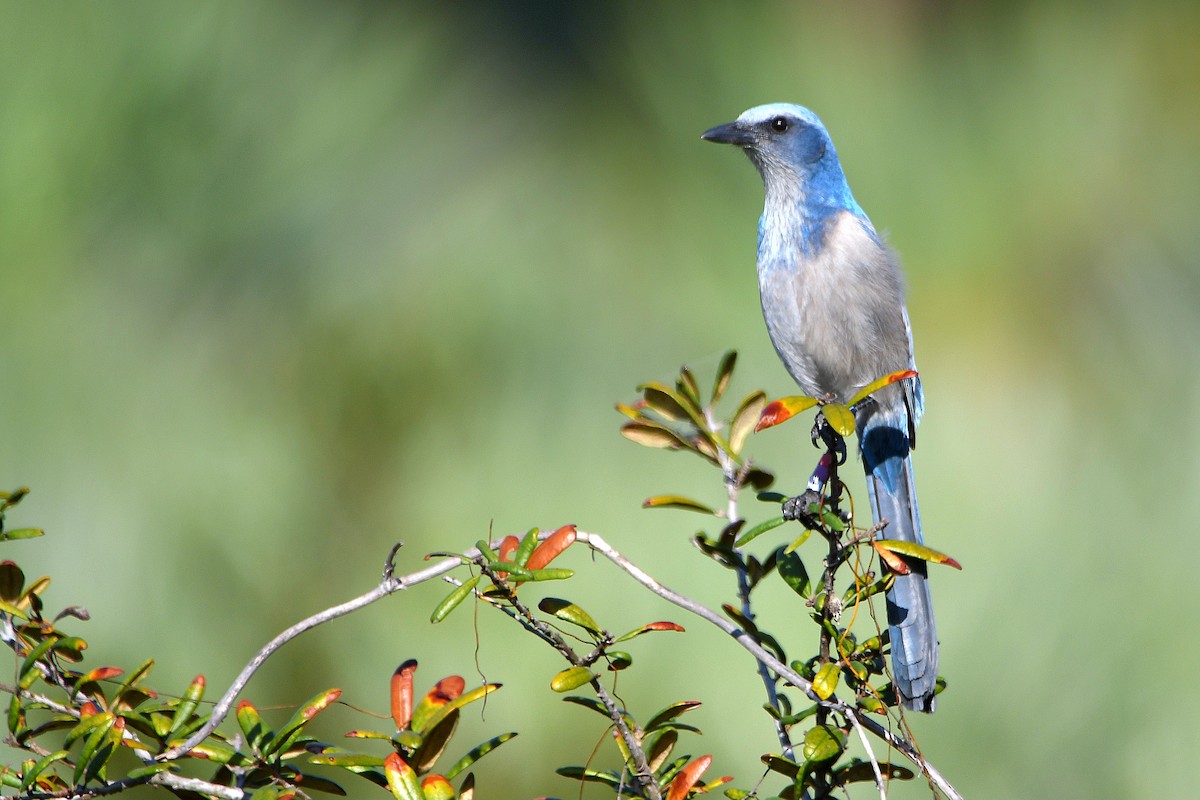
[757,212,912,403]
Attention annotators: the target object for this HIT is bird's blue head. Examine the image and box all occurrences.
[703,103,869,256]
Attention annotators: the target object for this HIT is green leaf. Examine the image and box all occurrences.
[778,550,812,599]
[550,667,595,693]
[645,701,702,732]
[555,766,623,788]
[734,516,786,547]
[802,725,846,763]
[538,598,602,635]
[647,728,678,773]
[677,368,703,410]
[605,651,633,670]
[812,662,839,700]
[168,675,206,736]
[19,635,60,681]
[642,495,716,515]
[821,403,856,436]
[513,528,539,567]
[419,683,499,735]
[17,750,67,794]
[310,753,387,768]
[72,714,116,785]
[64,711,114,749]
[237,700,272,753]
[711,351,738,405]
[528,568,574,581]
[485,562,531,581]
[268,688,342,756]
[384,753,422,800]
[729,390,767,453]
[429,575,480,623]
[561,696,614,718]
[421,775,455,800]
[1,528,44,541]
[641,384,691,422]
[112,659,154,711]
[444,731,518,780]
[620,421,690,450]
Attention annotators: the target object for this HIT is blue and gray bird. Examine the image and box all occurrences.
[702,103,938,712]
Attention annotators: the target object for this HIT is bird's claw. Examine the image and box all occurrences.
[810,412,848,465]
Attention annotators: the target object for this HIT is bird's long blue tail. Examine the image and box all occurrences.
[860,401,938,712]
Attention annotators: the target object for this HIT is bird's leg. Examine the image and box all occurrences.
[810,410,847,466]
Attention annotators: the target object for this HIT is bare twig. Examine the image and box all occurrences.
[161,544,469,760]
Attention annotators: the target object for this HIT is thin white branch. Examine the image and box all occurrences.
[160,545,473,760]
[846,707,887,800]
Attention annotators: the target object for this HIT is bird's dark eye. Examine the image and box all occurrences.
[770,116,789,133]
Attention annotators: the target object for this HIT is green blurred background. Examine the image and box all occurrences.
[2,2,1197,797]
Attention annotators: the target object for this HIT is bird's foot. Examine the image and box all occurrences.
[782,490,824,527]
[810,412,847,465]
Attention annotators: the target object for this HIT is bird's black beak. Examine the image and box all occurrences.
[701,121,754,146]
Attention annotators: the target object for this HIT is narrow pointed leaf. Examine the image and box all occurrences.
[647,729,678,773]
[848,369,918,407]
[678,368,703,409]
[645,701,702,732]
[411,676,465,733]
[756,395,820,432]
[412,710,458,773]
[444,731,517,780]
[729,390,767,453]
[550,667,595,693]
[268,688,342,755]
[666,754,711,800]
[418,683,498,735]
[526,525,576,571]
[168,675,205,736]
[615,402,642,420]
[778,550,812,599]
[538,598,602,635]
[561,696,612,718]
[620,421,690,450]
[711,351,737,404]
[514,528,539,567]
[836,759,915,785]
[641,384,691,422]
[237,700,272,752]
[19,635,60,681]
[873,539,962,569]
[641,495,716,515]
[18,750,68,793]
[430,575,479,623]
[555,766,623,787]
[734,516,786,547]
[614,621,685,643]
[2,528,43,540]
[528,568,574,581]
[112,659,155,710]
[496,535,519,562]
[822,403,856,436]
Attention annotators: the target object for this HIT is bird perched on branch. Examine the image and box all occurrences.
[702,103,938,712]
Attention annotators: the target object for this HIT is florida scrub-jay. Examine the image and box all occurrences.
[702,103,938,712]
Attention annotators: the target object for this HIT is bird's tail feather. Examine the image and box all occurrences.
[862,411,938,713]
